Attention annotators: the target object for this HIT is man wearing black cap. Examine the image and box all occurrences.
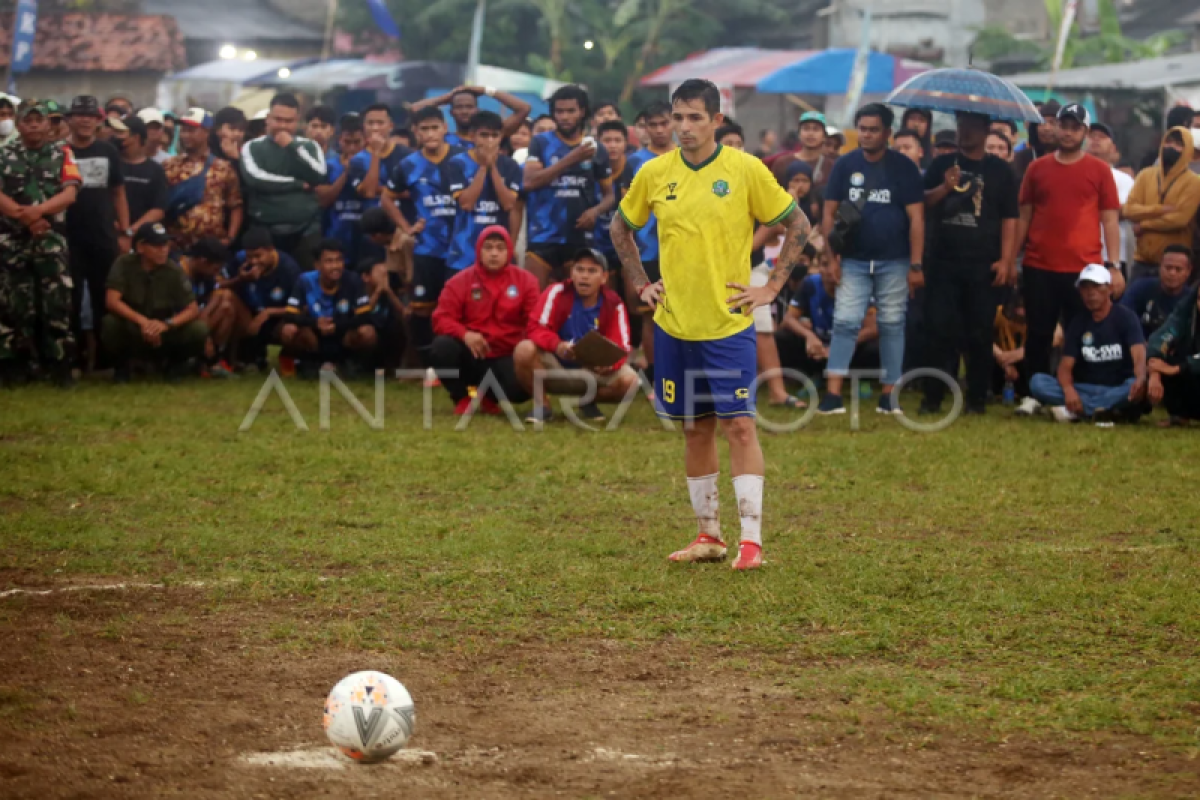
[0,100,82,386]
[515,247,638,424]
[66,95,130,364]
[1016,103,1124,415]
[102,222,207,381]
[932,130,958,159]
[1013,99,1061,184]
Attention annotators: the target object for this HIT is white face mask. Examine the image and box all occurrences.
[0,119,13,137]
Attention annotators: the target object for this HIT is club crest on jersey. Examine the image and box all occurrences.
[414,285,426,298]
[337,299,350,314]
[471,288,483,301]
[851,172,865,187]
[506,285,518,298]
[270,287,284,301]
[712,180,730,198]
[666,182,678,200]
[1082,332,1094,346]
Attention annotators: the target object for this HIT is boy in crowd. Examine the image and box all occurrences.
[281,239,377,375]
[1147,275,1200,426]
[593,101,621,126]
[103,223,207,382]
[444,111,523,276]
[775,248,879,379]
[591,120,634,285]
[180,237,236,377]
[1029,264,1147,424]
[305,105,337,153]
[359,254,407,372]
[893,129,925,167]
[430,225,540,414]
[515,247,638,425]
[409,85,531,150]
[318,114,367,264]
[523,85,614,287]
[119,117,168,235]
[384,106,463,363]
[1121,244,1193,338]
[224,226,302,370]
[986,131,1013,161]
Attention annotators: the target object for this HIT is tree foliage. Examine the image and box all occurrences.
[337,0,792,113]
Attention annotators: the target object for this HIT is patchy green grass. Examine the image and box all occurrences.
[2,379,1199,748]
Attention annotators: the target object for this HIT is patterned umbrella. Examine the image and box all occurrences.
[886,68,1043,124]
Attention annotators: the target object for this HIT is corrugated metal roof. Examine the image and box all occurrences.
[1006,51,1200,91]
[142,0,322,42]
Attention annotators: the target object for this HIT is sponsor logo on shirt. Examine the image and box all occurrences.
[1081,343,1123,363]
[76,157,110,189]
[848,187,892,204]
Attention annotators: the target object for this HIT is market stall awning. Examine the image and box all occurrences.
[162,57,309,85]
[641,47,931,95]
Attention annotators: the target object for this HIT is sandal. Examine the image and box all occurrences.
[769,395,807,409]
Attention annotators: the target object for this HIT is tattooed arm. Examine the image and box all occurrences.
[727,205,813,312]
[611,214,661,308]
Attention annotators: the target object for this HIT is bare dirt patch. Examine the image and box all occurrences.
[0,587,1196,799]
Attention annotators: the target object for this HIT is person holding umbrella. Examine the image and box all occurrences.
[919,112,1021,416]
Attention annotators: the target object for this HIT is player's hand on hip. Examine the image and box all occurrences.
[725,282,775,313]
[638,281,664,310]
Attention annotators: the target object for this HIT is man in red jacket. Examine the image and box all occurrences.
[514,248,639,425]
[431,225,540,414]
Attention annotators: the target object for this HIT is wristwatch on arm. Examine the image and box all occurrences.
[909,262,923,273]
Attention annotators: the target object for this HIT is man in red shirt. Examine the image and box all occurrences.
[431,225,540,415]
[1016,103,1124,407]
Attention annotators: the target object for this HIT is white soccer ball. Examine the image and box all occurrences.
[323,671,416,762]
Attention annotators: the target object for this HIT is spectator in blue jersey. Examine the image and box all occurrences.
[592,120,634,280]
[408,85,531,150]
[624,101,675,385]
[776,248,879,379]
[281,239,377,376]
[304,105,337,154]
[1121,244,1192,339]
[382,106,463,364]
[317,114,368,268]
[223,226,303,370]
[359,254,407,372]
[181,237,236,377]
[351,104,412,217]
[523,85,615,287]
[444,111,523,276]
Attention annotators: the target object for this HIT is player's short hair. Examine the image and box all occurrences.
[641,101,671,121]
[469,110,503,133]
[339,113,363,134]
[124,117,148,144]
[594,100,620,118]
[533,113,553,127]
[305,105,336,125]
[0,97,13,111]
[312,238,344,260]
[1163,244,1194,264]
[894,128,922,145]
[412,106,446,126]
[213,106,246,131]
[802,242,818,260]
[855,102,895,129]
[715,122,744,142]
[670,79,721,117]
[596,120,628,139]
[451,88,479,103]
[361,207,396,237]
[549,85,590,118]
[269,93,300,111]
[363,103,392,119]
[1166,106,1195,130]
[392,128,414,145]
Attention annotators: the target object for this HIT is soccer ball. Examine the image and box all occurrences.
[323,671,416,762]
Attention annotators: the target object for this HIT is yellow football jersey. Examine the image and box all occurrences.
[618,145,795,341]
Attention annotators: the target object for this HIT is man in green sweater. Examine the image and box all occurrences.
[240,93,327,271]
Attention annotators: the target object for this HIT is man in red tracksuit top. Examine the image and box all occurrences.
[514,247,639,424]
[431,225,540,414]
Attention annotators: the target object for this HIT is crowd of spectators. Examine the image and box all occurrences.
[2,85,1200,428]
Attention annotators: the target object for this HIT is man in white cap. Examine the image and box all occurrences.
[136,108,171,164]
[1028,263,1147,424]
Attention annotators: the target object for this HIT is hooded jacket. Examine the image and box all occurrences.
[527,279,632,370]
[432,225,540,358]
[1148,284,1200,375]
[1123,127,1200,265]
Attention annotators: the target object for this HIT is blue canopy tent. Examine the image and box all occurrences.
[755,49,929,95]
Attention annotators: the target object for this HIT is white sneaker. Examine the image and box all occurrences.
[1050,406,1078,423]
[1015,397,1041,416]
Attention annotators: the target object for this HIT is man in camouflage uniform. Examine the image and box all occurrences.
[0,100,81,386]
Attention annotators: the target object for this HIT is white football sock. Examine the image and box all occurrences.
[686,473,721,540]
[732,474,764,546]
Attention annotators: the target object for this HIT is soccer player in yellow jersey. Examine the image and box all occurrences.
[611,80,814,570]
